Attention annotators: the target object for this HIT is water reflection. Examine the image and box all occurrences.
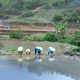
[28,63,42,76]
[0,56,80,80]
[35,72,75,80]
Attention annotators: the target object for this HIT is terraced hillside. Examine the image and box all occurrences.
[0,0,80,23]
[0,22,56,34]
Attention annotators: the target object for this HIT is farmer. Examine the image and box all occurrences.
[26,48,31,60]
[18,46,23,59]
[35,47,43,55]
[34,47,43,60]
[26,48,31,55]
[47,47,55,58]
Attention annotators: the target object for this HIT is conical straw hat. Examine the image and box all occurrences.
[18,46,23,52]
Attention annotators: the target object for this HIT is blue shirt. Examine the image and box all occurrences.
[35,47,42,51]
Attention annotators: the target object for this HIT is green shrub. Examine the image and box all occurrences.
[73,30,80,46]
[74,40,80,47]
[9,30,23,39]
[44,32,58,42]
[0,13,4,19]
[52,13,63,22]
[23,32,58,42]
[60,30,80,47]
[24,0,45,10]
[11,0,24,11]
[63,10,79,23]
[52,0,65,7]
[32,34,45,41]
[52,9,80,23]
[0,2,2,8]
[23,34,45,41]
[72,47,80,52]
[60,35,75,44]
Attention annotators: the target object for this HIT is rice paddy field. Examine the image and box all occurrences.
[0,40,80,80]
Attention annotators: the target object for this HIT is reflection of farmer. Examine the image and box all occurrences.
[18,46,23,59]
[47,47,55,58]
[26,48,31,60]
[35,47,43,60]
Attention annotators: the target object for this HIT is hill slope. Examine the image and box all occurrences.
[0,0,80,23]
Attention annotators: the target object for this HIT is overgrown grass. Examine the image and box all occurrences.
[60,30,80,47]
[9,30,24,39]
[0,35,9,38]
[23,34,45,41]
[9,30,80,47]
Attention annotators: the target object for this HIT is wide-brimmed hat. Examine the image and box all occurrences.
[26,49,30,53]
[18,46,23,52]
[49,47,55,51]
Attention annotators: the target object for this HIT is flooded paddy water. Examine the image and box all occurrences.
[0,39,75,55]
[0,40,80,80]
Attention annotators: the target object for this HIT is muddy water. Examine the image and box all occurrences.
[0,40,75,55]
[0,55,80,80]
[0,40,80,80]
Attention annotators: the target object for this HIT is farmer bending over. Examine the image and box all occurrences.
[18,46,23,59]
[47,47,55,58]
[35,47,43,55]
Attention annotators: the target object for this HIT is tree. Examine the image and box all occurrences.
[0,2,2,8]
[52,13,63,22]
[9,30,23,39]
[11,0,24,11]
[54,22,66,40]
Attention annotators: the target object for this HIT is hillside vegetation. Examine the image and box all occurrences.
[0,0,80,23]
